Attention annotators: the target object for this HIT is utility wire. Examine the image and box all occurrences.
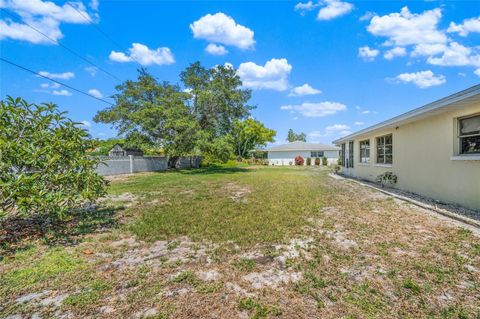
[64,3,145,68]
[0,8,123,82]
[0,57,115,106]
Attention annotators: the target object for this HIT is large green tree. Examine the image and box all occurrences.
[232,118,276,158]
[286,129,307,142]
[0,97,106,218]
[94,69,199,156]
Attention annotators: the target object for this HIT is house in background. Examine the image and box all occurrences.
[334,85,480,210]
[267,141,339,165]
[108,144,144,157]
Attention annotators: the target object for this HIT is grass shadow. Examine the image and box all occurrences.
[0,206,121,255]
[175,165,251,175]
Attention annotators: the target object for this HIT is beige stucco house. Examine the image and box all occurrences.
[333,85,480,211]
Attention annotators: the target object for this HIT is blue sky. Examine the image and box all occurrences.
[1,0,480,144]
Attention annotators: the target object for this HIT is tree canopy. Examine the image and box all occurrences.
[286,129,307,142]
[0,97,106,218]
[95,63,275,162]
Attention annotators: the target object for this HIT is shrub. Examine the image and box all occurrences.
[322,156,328,166]
[306,157,311,166]
[294,155,304,166]
[376,171,398,188]
[0,97,107,219]
[333,165,341,174]
[314,157,320,166]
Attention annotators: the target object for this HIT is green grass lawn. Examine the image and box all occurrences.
[109,166,332,246]
[1,166,479,319]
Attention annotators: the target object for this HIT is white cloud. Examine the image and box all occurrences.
[80,120,91,127]
[426,42,480,67]
[308,124,352,139]
[190,12,255,50]
[0,0,94,44]
[359,11,376,22]
[367,7,446,47]
[475,69,480,77]
[205,43,228,56]
[411,43,447,57]
[384,47,406,60]
[109,43,175,66]
[294,1,320,14]
[361,110,371,114]
[395,70,446,89]
[88,88,103,98]
[237,58,292,91]
[52,89,72,96]
[448,16,480,37]
[84,66,97,76]
[280,101,347,118]
[289,83,322,96]
[354,121,364,125]
[38,71,74,80]
[317,0,353,21]
[40,82,60,89]
[358,46,379,61]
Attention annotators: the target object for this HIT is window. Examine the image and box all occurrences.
[359,140,370,163]
[311,151,324,158]
[341,143,346,167]
[459,114,480,154]
[348,141,354,168]
[376,134,393,164]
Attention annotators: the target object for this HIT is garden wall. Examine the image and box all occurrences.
[95,156,202,176]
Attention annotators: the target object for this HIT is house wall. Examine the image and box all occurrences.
[340,103,480,210]
[268,150,339,166]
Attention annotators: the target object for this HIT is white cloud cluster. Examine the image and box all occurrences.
[365,7,480,79]
[237,58,292,91]
[384,47,406,60]
[280,101,346,118]
[395,70,446,89]
[205,43,228,56]
[38,70,75,80]
[294,1,320,14]
[52,89,72,96]
[0,0,95,44]
[88,88,103,98]
[367,7,446,47]
[109,43,175,66]
[317,0,353,21]
[295,0,353,21]
[289,83,322,96]
[190,12,254,53]
[358,46,379,61]
[448,16,480,37]
[309,124,352,140]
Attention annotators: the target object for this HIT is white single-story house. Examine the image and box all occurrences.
[267,141,340,166]
[333,84,480,211]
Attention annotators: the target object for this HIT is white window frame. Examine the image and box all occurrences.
[359,139,370,164]
[376,134,393,165]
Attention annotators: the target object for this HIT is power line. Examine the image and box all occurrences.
[0,57,115,106]
[0,8,123,82]
[64,3,145,68]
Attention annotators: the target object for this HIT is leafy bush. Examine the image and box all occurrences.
[333,165,341,174]
[306,157,311,166]
[0,97,107,219]
[294,155,304,166]
[314,157,320,166]
[376,171,398,187]
[322,156,328,166]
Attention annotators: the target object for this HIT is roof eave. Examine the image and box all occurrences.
[333,84,480,145]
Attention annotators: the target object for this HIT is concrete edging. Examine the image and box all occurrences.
[329,173,480,229]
